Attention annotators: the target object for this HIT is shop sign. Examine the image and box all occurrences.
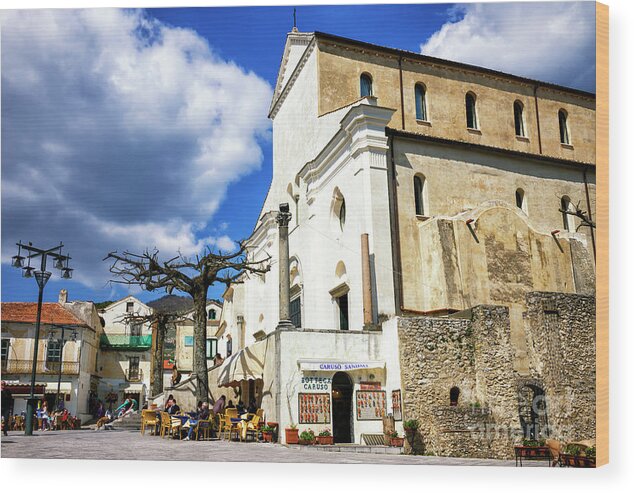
[360,381,381,390]
[299,360,384,371]
[301,376,331,391]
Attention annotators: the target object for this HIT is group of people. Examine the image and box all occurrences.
[95,397,138,430]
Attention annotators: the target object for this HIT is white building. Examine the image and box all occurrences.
[97,296,153,409]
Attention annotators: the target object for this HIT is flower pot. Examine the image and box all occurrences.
[262,431,274,443]
[317,435,334,445]
[298,439,316,445]
[390,437,404,447]
[285,428,299,444]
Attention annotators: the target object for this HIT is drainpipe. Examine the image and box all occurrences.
[398,56,405,130]
[387,135,404,315]
[533,84,543,154]
[583,167,596,260]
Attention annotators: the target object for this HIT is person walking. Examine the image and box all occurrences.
[1,383,13,436]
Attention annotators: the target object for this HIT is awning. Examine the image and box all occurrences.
[45,382,72,393]
[217,338,269,388]
[298,359,386,372]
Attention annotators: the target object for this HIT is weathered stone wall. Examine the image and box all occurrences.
[398,292,596,459]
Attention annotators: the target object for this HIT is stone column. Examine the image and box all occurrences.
[276,203,293,328]
[361,233,373,327]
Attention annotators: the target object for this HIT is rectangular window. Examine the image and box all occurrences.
[126,301,134,313]
[205,338,218,359]
[184,336,194,347]
[338,293,349,331]
[226,338,233,357]
[290,296,302,328]
[46,339,62,362]
[129,356,140,379]
[1,339,9,361]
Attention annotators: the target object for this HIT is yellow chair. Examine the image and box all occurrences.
[222,408,239,441]
[141,409,158,435]
[160,411,182,439]
[242,414,261,442]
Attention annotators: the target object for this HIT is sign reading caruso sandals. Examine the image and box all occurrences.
[297,360,385,371]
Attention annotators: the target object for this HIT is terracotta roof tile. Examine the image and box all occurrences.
[1,302,87,326]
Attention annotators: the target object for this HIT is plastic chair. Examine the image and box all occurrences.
[141,409,158,435]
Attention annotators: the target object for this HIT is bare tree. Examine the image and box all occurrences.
[105,245,269,403]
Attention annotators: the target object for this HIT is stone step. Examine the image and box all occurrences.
[287,444,403,455]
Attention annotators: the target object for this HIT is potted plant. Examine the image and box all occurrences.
[285,423,299,444]
[389,430,404,447]
[317,428,334,445]
[559,443,596,468]
[298,429,316,445]
[261,424,275,443]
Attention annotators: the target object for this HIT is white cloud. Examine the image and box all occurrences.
[1,9,272,289]
[420,2,596,92]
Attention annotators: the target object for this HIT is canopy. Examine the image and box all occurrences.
[217,338,269,388]
[297,359,385,372]
[45,382,72,393]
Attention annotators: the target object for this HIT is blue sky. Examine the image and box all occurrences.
[1,2,596,305]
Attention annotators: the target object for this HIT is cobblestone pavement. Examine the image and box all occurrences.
[1,430,546,466]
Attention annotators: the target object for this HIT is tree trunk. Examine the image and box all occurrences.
[192,289,209,403]
[151,316,166,397]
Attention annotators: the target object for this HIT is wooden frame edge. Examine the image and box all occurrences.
[595,0,609,468]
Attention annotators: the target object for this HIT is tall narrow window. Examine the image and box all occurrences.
[338,198,346,231]
[337,293,349,331]
[126,301,134,313]
[558,109,570,144]
[414,175,427,216]
[128,356,140,380]
[205,338,218,359]
[415,84,427,121]
[360,73,373,97]
[226,337,233,358]
[208,309,217,320]
[561,196,574,232]
[290,296,302,328]
[466,93,478,129]
[1,339,9,362]
[514,101,525,137]
[130,321,142,337]
[515,188,526,213]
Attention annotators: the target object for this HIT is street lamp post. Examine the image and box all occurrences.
[11,241,72,436]
[48,326,78,412]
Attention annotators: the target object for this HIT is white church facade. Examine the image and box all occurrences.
[213,30,596,450]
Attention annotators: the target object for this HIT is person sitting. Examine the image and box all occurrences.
[212,395,226,415]
[236,400,246,416]
[114,398,131,419]
[226,400,234,409]
[164,394,175,412]
[167,399,180,415]
[171,363,181,386]
[183,402,210,441]
[247,398,257,414]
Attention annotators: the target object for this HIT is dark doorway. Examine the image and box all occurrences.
[518,384,549,440]
[337,293,349,330]
[332,371,353,443]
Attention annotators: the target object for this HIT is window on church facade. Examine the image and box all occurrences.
[415,84,427,121]
[466,93,478,129]
[515,188,526,212]
[337,293,349,331]
[514,100,525,137]
[290,296,301,328]
[414,175,427,216]
[360,73,373,97]
[558,109,570,144]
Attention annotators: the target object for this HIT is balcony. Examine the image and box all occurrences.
[125,368,144,382]
[1,359,80,375]
[100,334,152,351]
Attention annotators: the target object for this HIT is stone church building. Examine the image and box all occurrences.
[204,29,595,458]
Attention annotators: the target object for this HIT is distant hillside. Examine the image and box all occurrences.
[147,295,193,314]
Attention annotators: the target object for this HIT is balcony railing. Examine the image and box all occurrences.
[125,368,144,382]
[1,359,80,375]
[100,334,152,351]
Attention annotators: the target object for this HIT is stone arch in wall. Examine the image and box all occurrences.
[517,380,549,440]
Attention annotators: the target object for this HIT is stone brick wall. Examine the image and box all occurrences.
[398,291,595,459]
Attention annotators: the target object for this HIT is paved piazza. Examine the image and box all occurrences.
[1,429,546,466]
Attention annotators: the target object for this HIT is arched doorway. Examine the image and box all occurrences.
[518,384,549,440]
[331,372,354,443]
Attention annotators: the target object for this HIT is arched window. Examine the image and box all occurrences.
[414,175,427,216]
[558,109,570,144]
[450,387,460,406]
[466,92,478,129]
[338,198,346,230]
[208,309,216,320]
[415,83,427,121]
[515,188,525,212]
[514,100,525,137]
[360,73,373,97]
[561,196,575,231]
